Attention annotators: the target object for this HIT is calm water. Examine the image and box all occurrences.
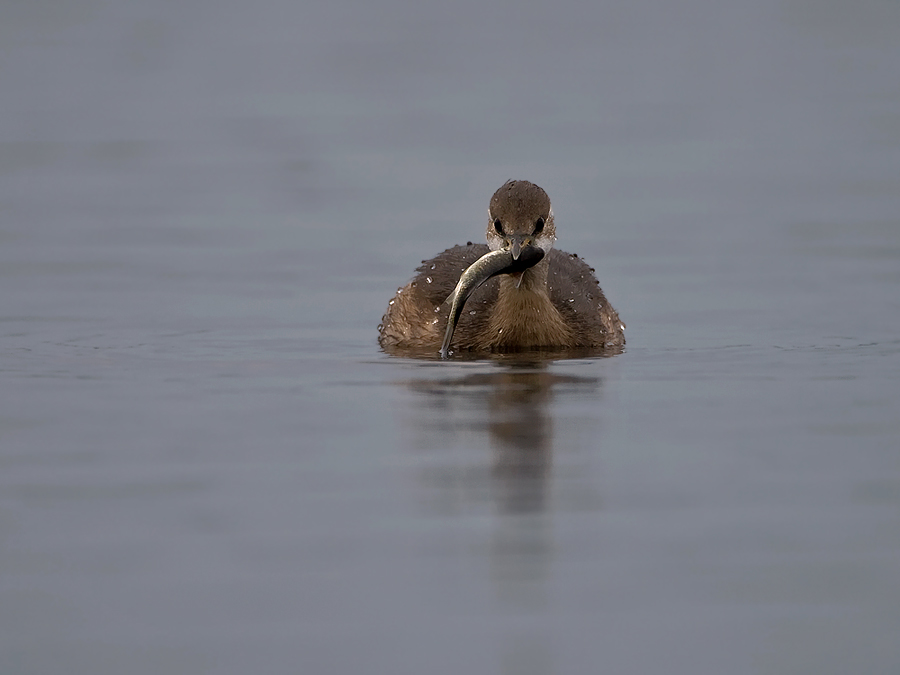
[2,0,900,673]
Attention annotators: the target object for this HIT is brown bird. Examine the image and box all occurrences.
[378,180,625,357]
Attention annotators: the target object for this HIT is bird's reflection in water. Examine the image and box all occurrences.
[399,357,603,675]
[404,358,601,515]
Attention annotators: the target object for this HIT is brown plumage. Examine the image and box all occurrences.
[378,181,625,356]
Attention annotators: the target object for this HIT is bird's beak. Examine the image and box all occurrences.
[507,236,528,261]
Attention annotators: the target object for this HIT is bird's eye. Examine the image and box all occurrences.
[493,218,503,235]
[533,217,545,235]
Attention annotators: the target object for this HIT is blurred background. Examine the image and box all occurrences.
[2,0,899,673]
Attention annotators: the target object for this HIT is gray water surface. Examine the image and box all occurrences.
[2,1,900,673]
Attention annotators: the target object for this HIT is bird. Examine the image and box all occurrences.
[378,180,624,357]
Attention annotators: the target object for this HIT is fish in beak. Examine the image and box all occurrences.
[439,245,544,358]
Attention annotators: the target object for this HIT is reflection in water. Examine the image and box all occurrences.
[400,361,602,675]
[404,362,601,513]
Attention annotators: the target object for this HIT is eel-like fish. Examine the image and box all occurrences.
[439,245,544,358]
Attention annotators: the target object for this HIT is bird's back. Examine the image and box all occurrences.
[378,244,624,354]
